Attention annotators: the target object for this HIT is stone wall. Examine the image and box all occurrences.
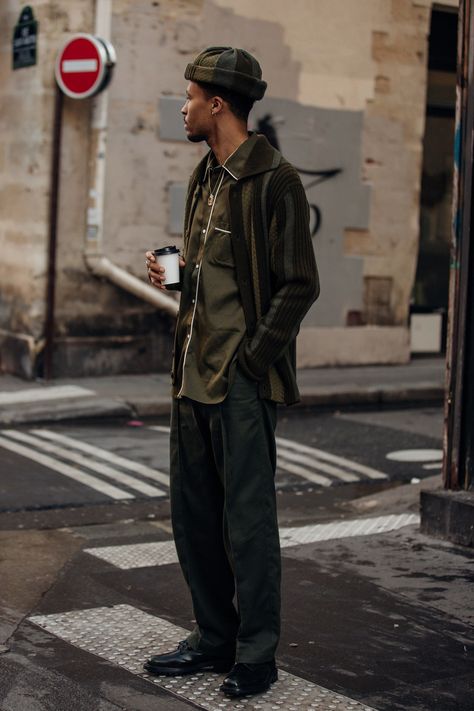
[0,0,459,377]
[0,0,94,377]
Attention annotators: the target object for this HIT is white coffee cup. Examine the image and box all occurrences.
[153,245,180,289]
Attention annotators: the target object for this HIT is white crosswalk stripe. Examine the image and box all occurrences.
[0,435,133,500]
[30,604,376,711]
[276,455,333,486]
[148,425,172,434]
[276,436,388,483]
[0,428,169,500]
[149,425,388,487]
[277,448,359,483]
[0,424,389,502]
[32,429,169,486]
[2,430,166,498]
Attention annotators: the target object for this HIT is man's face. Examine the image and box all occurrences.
[181,81,213,143]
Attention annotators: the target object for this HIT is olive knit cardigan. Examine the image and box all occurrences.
[179,134,320,405]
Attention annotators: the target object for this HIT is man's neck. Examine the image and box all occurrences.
[208,126,249,166]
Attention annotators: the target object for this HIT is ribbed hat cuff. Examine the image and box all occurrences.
[184,63,267,100]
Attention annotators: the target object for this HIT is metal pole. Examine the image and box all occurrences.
[43,84,63,381]
[444,0,474,489]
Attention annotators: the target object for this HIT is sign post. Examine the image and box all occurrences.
[43,34,116,379]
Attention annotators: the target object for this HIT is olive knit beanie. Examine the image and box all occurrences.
[184,46,267,100]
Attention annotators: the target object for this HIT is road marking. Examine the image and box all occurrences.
[84,514,420,570]
[32,429,170,487]
[278,448,359,483]
[30,604,376,711]
[386,449,443,462]
[277,436,388,480]
[423,462,442,470]
[149,426,385,485]
[2,430,166,498]
[0,385,95,406]
[148,425,171,434]
[0,435,132,500]
[276,456,333,486]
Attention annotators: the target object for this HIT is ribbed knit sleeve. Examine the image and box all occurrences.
[238,172,320,380]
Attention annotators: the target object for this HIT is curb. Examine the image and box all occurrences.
[0,398,133,426]
[297,384,444,408]
[0,384,444,426]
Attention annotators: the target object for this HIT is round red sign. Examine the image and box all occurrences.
[55,34,109,99]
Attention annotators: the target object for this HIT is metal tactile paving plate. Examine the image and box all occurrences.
[30,604,376,711]
[83,514,420,570]
[84,539,178,569]
[279,514,420,548]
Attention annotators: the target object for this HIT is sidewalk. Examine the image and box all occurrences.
[1,355,472,711]
[0,357,445,425]
[1,479,473,711]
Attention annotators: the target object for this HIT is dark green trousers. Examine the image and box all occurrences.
[170,367,280,663]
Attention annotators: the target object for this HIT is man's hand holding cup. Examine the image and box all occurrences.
[146,246,185,290]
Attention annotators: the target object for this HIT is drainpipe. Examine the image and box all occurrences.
[84,0,178,318]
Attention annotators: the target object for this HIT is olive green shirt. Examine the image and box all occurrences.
[174,134,259,403]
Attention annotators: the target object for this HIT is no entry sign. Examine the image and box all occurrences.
[55,34,115,99]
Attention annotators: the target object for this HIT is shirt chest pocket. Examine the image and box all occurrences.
[206,224,234,268]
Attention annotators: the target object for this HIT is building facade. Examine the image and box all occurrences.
[0,0,458,378]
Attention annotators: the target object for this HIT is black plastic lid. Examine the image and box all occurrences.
[154,245,179,255]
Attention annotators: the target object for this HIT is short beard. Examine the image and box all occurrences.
[187,133,207,143]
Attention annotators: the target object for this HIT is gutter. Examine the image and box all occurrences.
[84,0,178,318]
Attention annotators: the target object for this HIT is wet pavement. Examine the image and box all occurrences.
[1,511,473,711]
[0,401,473,710]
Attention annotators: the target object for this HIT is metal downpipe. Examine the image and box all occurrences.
[84,0,178,318]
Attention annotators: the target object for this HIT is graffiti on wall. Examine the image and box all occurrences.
[256,113,342,237]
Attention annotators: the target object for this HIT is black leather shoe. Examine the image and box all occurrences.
[220,661,278,697]
[144,640,234,676]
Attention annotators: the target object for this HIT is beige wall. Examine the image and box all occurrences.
[0,0,459,376]
[0,1,93,375]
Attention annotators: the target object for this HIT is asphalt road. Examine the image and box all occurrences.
[0,406,443,516]
[1,405,473,711]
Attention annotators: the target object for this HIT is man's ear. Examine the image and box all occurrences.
[211,96,225,115]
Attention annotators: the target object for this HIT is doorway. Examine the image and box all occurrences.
[412,5,457,354]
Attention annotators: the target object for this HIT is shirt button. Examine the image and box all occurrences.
[202,229,206,234]
[195,264,199,269]
[191,298,195,304]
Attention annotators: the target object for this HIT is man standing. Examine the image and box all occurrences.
[145,46,319,698]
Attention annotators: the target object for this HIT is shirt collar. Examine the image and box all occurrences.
[202,132,259,183]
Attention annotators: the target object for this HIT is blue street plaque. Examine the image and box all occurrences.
[13,6,38,70]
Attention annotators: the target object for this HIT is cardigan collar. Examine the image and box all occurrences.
[197,133,281,185]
